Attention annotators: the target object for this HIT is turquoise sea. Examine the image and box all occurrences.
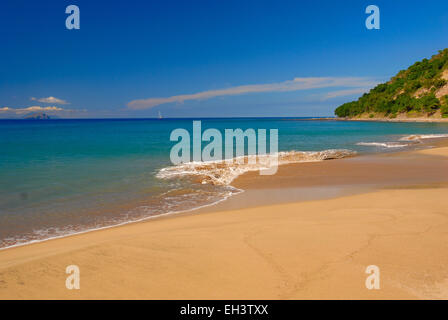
[1,118,448,248]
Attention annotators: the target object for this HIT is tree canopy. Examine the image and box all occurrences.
[335,49,448,118]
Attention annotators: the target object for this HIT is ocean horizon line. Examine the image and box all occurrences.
[0,116,337,121]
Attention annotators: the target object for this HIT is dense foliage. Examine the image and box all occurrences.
[335,49,448,118]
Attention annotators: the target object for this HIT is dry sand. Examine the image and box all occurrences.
[0,146,448,299]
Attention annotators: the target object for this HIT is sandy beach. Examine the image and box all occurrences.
[1,143,448,299]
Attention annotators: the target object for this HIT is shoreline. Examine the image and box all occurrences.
[1,141,448,298]
[206,138,448,212]
[341,118,448,123]
[0,137,446,251]
[286,117,448,123]
[0,181,245,252]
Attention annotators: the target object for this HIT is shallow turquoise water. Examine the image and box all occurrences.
[1,118,448,248]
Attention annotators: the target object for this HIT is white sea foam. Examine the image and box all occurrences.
[399,134,448,141]
[156,149,356,186]
[356,142,409,148]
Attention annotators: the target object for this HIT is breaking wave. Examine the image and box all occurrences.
[156,149,356,186]
[357,133,448,149]
[356,142,409,148]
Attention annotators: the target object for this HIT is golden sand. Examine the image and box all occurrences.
[0,145,448,299]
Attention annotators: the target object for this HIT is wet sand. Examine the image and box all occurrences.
[203,140,448,212]
[0,143,448,299]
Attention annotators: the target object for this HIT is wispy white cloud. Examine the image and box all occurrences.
[30,96,69,105]
[321,88,371,100]
[127,77,380,110]
[0,106,67,114]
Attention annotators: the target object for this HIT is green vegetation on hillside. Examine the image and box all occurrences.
[335,49,448,118]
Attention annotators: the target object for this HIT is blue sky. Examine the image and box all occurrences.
[1,0,448,118]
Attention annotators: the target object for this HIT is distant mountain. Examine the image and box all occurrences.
[23,112,53,120]
[335,49,448,119]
